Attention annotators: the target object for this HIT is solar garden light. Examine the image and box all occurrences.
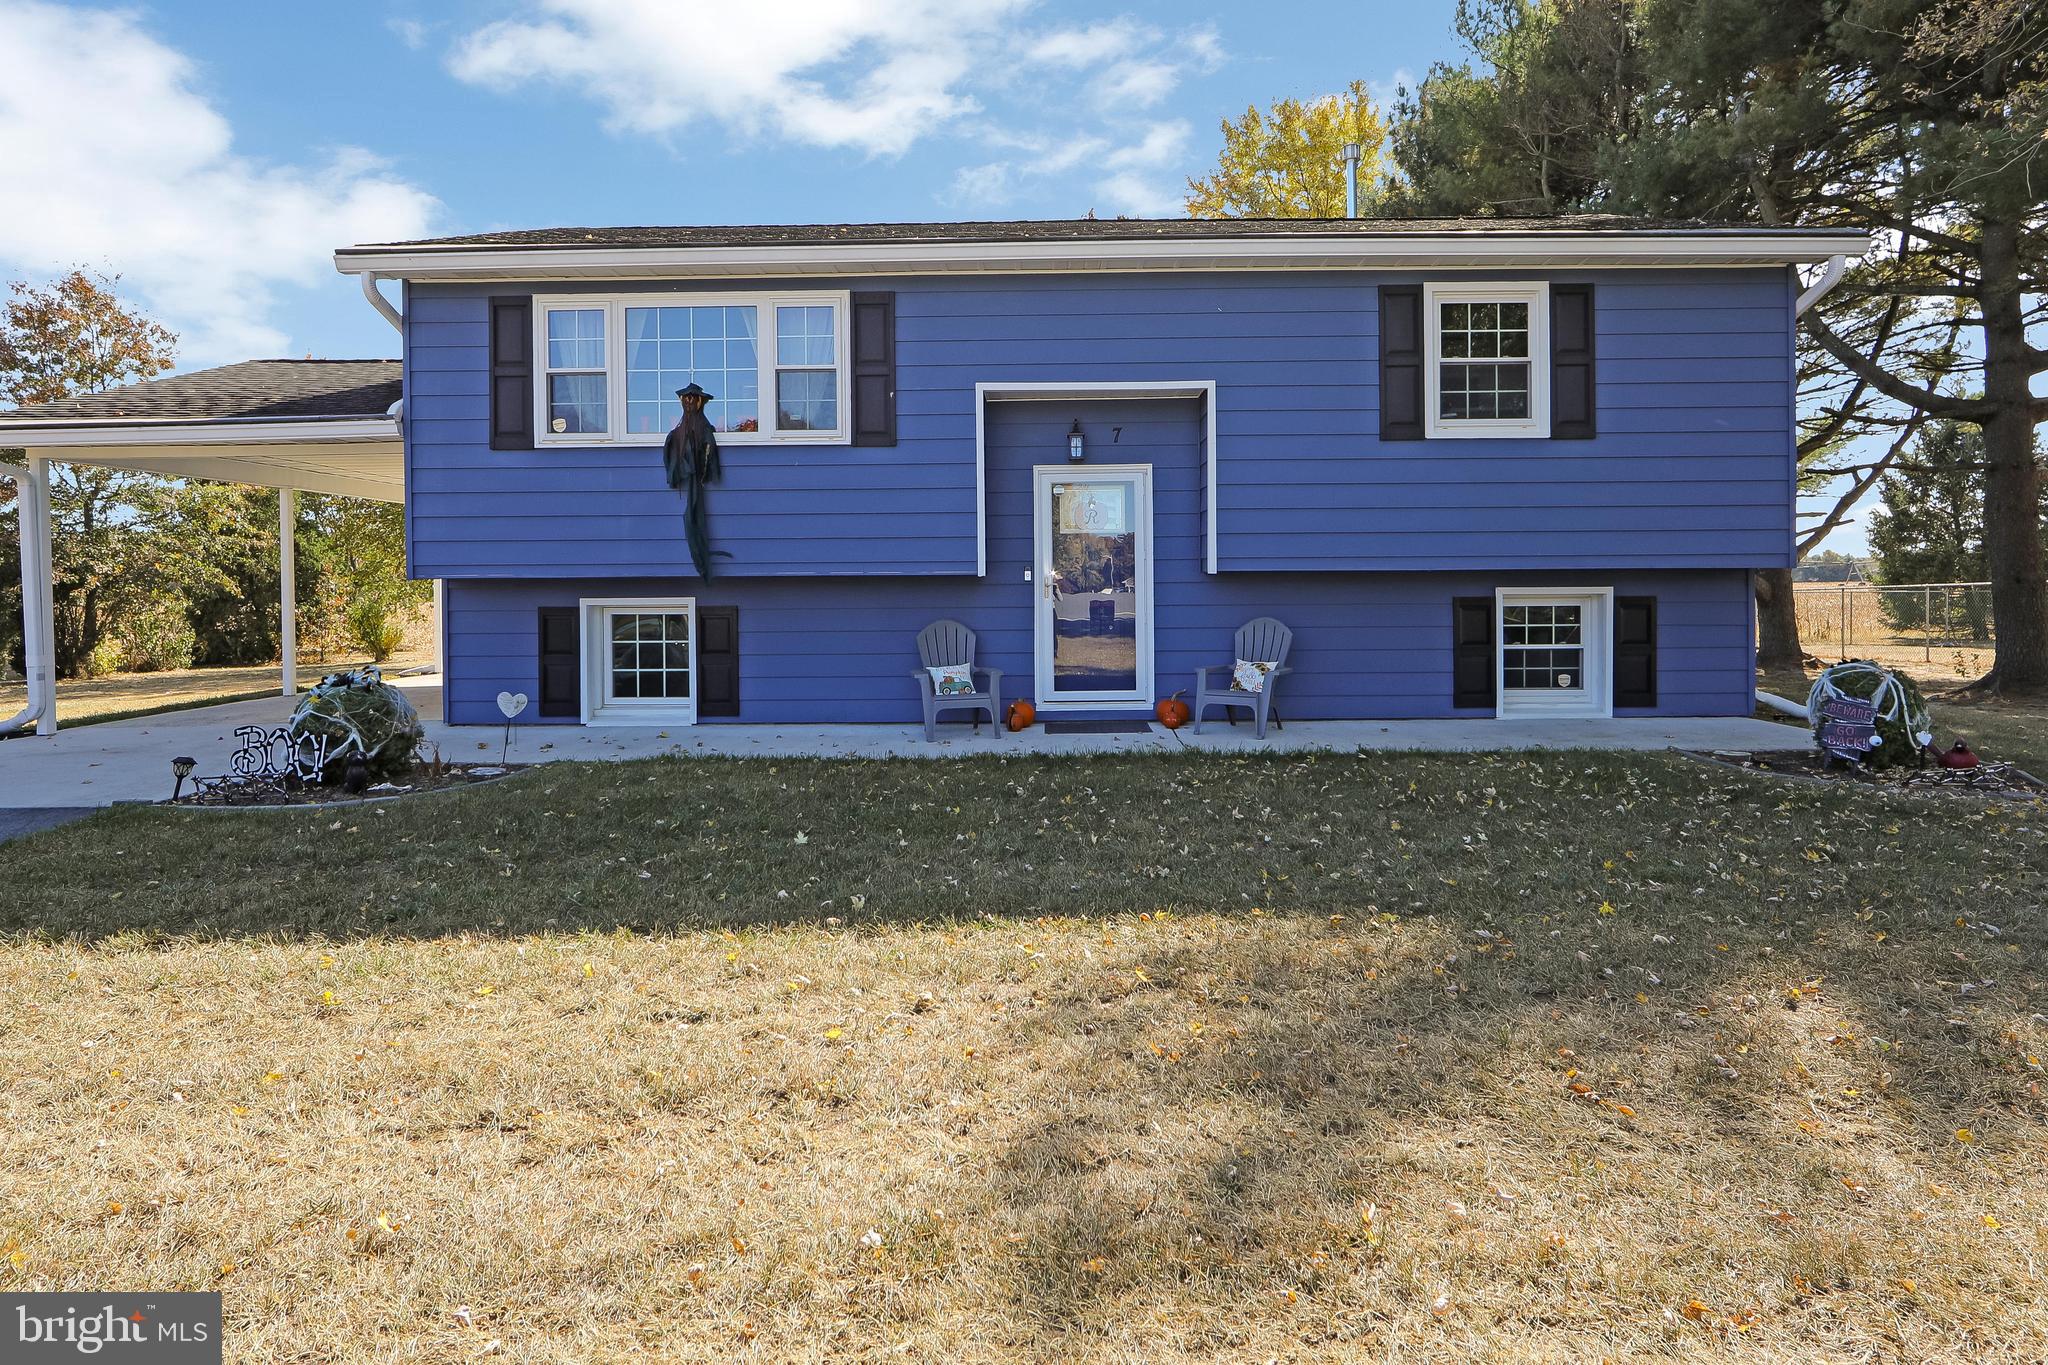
[170,755,196,801]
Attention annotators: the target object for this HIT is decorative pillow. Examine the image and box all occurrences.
[928,663,976,697]
[1230,659,1277,693]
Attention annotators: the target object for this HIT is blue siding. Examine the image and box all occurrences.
[405,268,1796,580]
[442,398,1757,724]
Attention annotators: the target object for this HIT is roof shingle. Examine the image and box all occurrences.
[368,215,1850,251]
[1,359,400,424]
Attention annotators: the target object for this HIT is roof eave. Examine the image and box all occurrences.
[0,414,401,446]
[333,231,1872,282]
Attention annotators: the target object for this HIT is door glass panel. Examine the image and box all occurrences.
[1047,479,1138,694]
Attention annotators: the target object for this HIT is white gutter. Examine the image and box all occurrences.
[0,459,52,737]
[1794,254,1847,315]
[334,230,1874,283]
[0,416,400,447]
[360,272,404,332]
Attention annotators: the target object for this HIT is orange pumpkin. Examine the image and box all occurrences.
[1155,692,1190,729]
[1006,699,1036,732]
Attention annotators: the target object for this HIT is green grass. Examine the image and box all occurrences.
[5,751,2046,1360]
[1,747,2035,940]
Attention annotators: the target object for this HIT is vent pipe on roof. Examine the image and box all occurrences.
[1341,142,1361,218]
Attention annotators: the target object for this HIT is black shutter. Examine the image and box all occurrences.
[697,605,740,717]
[850,292,896,447]
[538,606,579,717]
[1380,285,1425,441]
[1550,284,1596,440]
[490,296,534,451]
[1451,596,1496,710]
[1614,596,1657,708]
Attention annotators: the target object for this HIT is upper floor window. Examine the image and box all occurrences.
[1423,282,1549,439]
[535,292,848,446]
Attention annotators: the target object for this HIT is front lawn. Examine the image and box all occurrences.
[4,752,2045,1361]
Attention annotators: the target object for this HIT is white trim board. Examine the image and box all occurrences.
[336,230,1871,282]
[975,381,1217,579]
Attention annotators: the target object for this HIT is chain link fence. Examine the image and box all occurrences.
[1792,581,1995,678]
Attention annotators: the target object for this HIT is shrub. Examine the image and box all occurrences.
[113,597,197,673]
[345,597,406,663]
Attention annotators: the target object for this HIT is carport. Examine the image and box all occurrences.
[1,358,407,736]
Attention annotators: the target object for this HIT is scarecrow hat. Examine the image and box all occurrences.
[675,382,715,402]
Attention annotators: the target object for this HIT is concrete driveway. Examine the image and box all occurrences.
[0,677,1806,810]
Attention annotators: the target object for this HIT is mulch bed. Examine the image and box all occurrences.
[1687,747,2047,798]
[168,763,524,809]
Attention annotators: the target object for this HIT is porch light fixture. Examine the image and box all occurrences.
[170,755,196,801]
[1067,419,1086,463]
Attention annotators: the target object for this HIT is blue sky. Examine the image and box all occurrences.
[0,0,1460,363]
[0,0,1870,551]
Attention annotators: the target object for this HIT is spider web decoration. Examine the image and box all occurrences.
[1806,660,1934,771]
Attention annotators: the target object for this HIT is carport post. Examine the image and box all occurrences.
[30,456,56,735]
[279,487,296,697]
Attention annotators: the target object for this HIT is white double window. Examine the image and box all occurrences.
[1424,282,1549,439]
[535,292,850,446]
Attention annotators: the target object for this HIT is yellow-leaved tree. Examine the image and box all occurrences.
[1184,80,1389,219]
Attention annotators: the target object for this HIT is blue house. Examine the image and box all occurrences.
[322,217,1862,731]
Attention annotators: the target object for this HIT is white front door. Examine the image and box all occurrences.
[1033,466,1153,709]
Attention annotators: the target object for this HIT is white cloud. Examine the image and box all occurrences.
[449,0,1031,158]
[447,3,1223,216]
[0,1,438,366]
[387,17,429,51]
[1025,19,1154,68]
[1370,68,1417,110]
[1094,171,1184,217]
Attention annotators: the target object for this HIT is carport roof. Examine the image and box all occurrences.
[0,359,399,424]
[0,360,404,503]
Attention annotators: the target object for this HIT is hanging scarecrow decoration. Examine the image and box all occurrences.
[663,382,726,579]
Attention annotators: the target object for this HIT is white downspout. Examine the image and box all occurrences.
[1795,254,1846,316]
[1756,689,1810,721]
[1,458,54,736]
[360,273,404,334]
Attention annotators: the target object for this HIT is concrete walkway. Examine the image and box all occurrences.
[0,679,1806,809]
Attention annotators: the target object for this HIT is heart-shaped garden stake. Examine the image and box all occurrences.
[495,691,529,766]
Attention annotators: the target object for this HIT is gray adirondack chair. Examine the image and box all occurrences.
[1192,617,1293,739]
[911,619,1003,741]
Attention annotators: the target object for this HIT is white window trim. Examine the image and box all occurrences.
[1424,281,1550,440]
[1494,587,1613,719]
[580,596,698,726]
[534,291,851,448]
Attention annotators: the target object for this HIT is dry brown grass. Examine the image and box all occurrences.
[0,642,433,729]
[3,751,2045,1361]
